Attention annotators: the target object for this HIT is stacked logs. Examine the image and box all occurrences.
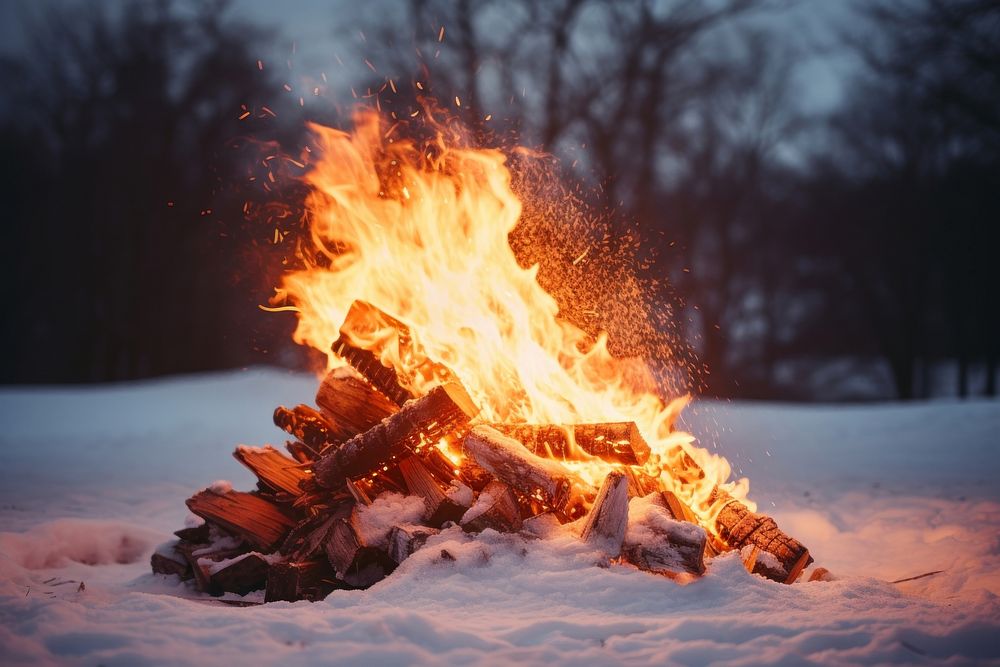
[152,301,812,600]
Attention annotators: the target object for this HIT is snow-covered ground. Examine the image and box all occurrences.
[1,368,998,666]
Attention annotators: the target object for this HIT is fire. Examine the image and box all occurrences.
[276,108,752,524]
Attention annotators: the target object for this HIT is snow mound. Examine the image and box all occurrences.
[0,519,157,569]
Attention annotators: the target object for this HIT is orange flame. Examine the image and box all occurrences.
[278,108,752,521]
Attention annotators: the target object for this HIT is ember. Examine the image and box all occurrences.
[153,109,812,599]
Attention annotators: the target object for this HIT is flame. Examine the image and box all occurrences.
[278,108,752,524]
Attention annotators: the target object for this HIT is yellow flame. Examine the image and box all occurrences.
[279,109,752,521]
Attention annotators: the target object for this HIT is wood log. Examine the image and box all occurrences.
[323,509,395,588]
[265,559,342,602]
[387,525,439,564]
[186,490,297,552]
[315,370,399,439]
[398,456,468,527]
[280,501,353,561]
[173,523,210,543]
[459,480,523,533]
[661,490,717,557]
[285,440,318,464]
[623,493,707,577]
[178,540,249,593]
[712,494,812,584]
[273,404,341,451]
[312,383,478,489]
[461,425,584,511]
[489,422,651,466]
[623,466,663,498]
[150,541,192,579]
[331,335,414,407]
[233,445,308,497]
[579,470,629,558]
[206,553,269,595]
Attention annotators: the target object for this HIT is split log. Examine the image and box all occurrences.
[315,370,399,438]
[173,523,210,543]
[623,493,706,577]
[178,540,249,593]
[331,335,414,407]
[280,501,353,561]
[285,440,318,464]
[462,425,585,511]
[579,470,629,558]
[623,466,663,498]
[186,490,297,552]
[206,553,269,595]
[233,445,308,497]
[459,480,522,533]
[398,456,468,527]
[660,490,700,525]
[273,405,341,451]
[490,422,651,466]
[312,383,478,489]
[150,541,192,579]
[712,494,812,584]
[265,559,342,602]
[387,525,439,564]
[323,509,395,588]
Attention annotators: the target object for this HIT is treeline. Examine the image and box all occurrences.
[0,0,996,400]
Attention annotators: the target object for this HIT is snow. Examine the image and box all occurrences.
[1,367,999,666]
[355,493,427,548]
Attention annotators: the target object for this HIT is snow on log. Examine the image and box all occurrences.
[387,525,440,564]
[623,493,706,577]
[579,470,629,558]
[460,480,523,533]
[206,553,269,595]
[186,489,296,552]
[489,422,651,466]
[712,493,812,584]
[150,541,192,579]
[398,456,468,526]
[315,370,399,439]
[461,425,587,510]
[323,508,395,588]
[312,383,479,489]
[233,445,308,497]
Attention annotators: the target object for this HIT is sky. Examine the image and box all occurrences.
[0,0,858,114]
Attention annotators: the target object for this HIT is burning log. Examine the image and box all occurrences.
[462,425,586,512]
[312,383,478,489]
[579,470,629,558]
[712,493,812,584]
[623,493,707,577]
[273,404,341,451]
[490,422,651,466]
[265,559,341,602]
[315,370,399,438]
[233,445,308,497]
[186,489,297,552]
[323,509,395,587]
[387,525,439,564]
[459,480,522,533]
[331,335,414,407]
[398,456,468,527]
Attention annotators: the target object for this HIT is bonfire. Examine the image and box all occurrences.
[151,109,813,601]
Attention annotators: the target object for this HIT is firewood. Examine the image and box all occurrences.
[661,490,718,557]
[579,470,629,558]
[207,553,269,595]
[460,480,523,533]
[323,509,395,588]
[285,440,318,464]
[150,541,192,579]
[490,422,651,466]
[280,501,353,561]
[712,494,812,584]
[186,490,297,552]
[345,478,373,506]
[265,559,342,602]
[315,370,399,438]
[312,383,479,489]
[178,540,250,593]
[398,456,468,526]
[173,523,210,543]
[233,445,308,497]
[623,466,662,498]
[461,425,586,511]
[623,493,707,577]
[387,525,439,564]
[331,335,414,407]
[273,404,341,451]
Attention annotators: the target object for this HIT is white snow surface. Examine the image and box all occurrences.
[1,368,999,666]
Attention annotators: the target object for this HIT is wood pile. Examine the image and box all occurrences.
[152,301,813,600]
